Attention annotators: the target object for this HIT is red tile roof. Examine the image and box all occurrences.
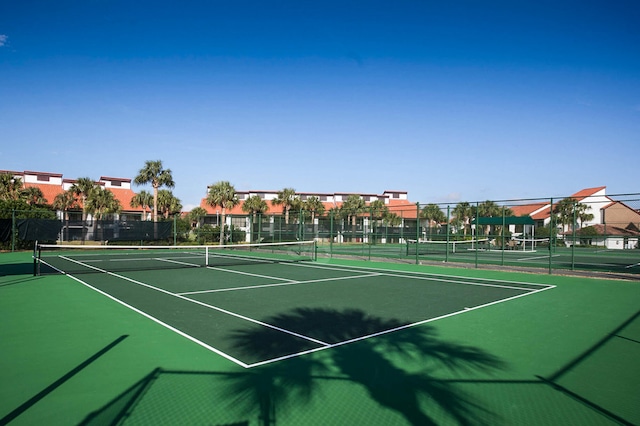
[110,187,144,212]
[22,181,144,212]
[199,197,419,218]
[568,224,640,237]
[23,182,64,204]
[570,186,606,201]
[509,203,549,217]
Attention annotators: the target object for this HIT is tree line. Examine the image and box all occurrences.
[2,160,593,238]
[0,161,182,223]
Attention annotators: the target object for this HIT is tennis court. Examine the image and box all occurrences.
[326,238,640,276]
[421,243,640,274]
[35,241,553,368]
[2,244,639,425]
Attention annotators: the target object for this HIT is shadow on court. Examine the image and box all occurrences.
[80,309,507,426]
[75,308,640,425]
[0,261,35,278]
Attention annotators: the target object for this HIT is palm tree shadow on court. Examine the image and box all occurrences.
[227,307,506,426]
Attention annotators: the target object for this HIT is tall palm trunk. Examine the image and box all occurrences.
[219,208,226,244]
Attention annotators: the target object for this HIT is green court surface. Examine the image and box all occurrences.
[1,250,639,425]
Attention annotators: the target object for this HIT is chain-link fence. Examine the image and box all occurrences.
[1,210,176,249]
[4,192,639,277]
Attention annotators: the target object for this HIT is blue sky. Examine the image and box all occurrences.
[1,1,639,210]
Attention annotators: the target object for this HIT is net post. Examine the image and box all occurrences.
[446,205,450,263]
[11,209,16,252]
[33,241,40,276]
[205,246,209,267]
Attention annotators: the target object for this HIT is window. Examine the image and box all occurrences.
[231,217,245,227]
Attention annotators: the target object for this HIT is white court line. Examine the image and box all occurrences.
[60,255,106,272]
[155,257,201,268]
[625,262,640,269]
[206,266,296,282]
[285,261,554,290]
[179,273,382,296]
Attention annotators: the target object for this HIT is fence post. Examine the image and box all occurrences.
[446,205,451,263]
[549,198,554,274]
[11,209,16,252]
[299,207,303,241]
[330,210,334,258]
[571,201,576,270]
[501,207,506,266]
[415,203,420,264]
[475,202,479,268]
[173,215,177,246]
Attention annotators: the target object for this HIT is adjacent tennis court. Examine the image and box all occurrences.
[326,238,640,275]
[35,241,553,367]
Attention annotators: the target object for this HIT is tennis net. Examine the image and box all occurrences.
[510,237,550,252]
[34,240,317,275]
[406,238,490,256]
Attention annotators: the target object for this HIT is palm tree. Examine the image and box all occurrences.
[71,177,98,240]
[242,195,268,242]
[452,202,473,237]
[85,187,121,220]
[554,197,592,232]
[133,160,175,223]
[576,204,594,229]
[130,190,153,221]
[384,212,402,227]
[157,189,182,219]
[341,194,366,241]
[71,177,98,223]
[85,187,121,242]
[0,173,23,201]
[421,204,446,239]
[52,190,79,241]
[206,181,240,244]
[21,186,46,206]
[554,197,578,232]
[303,196,326,228]
[477,200,502,236]
[189,207,208,228]
[302,196,326,240]
[271,188,299,225]
[368,199,388,243]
